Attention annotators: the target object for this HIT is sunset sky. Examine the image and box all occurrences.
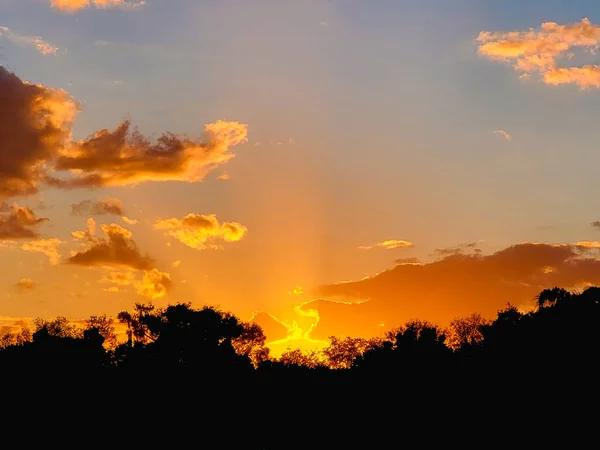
[3,0,600,354]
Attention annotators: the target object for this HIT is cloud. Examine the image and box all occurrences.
[171,260,181,268]
[154,213,247,250]
[304,242,600,340]
[50,0,145,12]
[0,67,78,198]
[68,220,154,270]
[591,221,600,230]
[21,238,62,265]
[217,171,230,180]
[135,268,172,300]
[46,118,248,190]
[359,239,413,250]
[477,18,600,89]
[432,241,483,258]
[122,216,138,225]
[575,241,600,249]
[494,129,511,140]
[0,203,48,240]
[250,312,295,343]
[14,278,36,290]
[395,257,421,265]
[289,286,304,296]
[0,67,248,198]
[99,267,171,300]
[69,220,171,300]
[0,26,58,55]
[71,198,125,216]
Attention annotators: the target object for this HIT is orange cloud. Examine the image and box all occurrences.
[0,203,48,240]
[69,221,154,270]
[135,268,172,300]
[48,119,248,189]
[70,220,171,300]
[14,278,36,290]
[217,171,230,180]
[494,129,511,141]
[122,216,138,225]
[359,239,413,250]
[477,18,600,89]
[0,26,58,55]
[154,213,247,250]
[71,198,125,216]
[50,0,145,12]
[21,238,62,265]
[0,68,248,197]
[306,242,600,340]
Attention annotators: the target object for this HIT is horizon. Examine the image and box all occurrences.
[4,0,600,357]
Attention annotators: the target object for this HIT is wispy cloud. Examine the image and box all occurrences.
[359,239,413,250]
[0,26,57,55]
[477,18,600,89]
[50,0,145,13]
[493,129,511,141]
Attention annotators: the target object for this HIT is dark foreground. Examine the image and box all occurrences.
[2,287,599,448]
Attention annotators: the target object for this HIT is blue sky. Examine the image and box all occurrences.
[3,1,600,348]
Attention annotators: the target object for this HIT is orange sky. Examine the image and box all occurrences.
[4,2,600,356]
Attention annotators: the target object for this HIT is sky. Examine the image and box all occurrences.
[3,0,600,354]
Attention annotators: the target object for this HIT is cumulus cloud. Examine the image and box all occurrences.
[359,239,413,250]
[0,67,248,198]
[135,268,172,300]
[494,129,511,140]
[47,119,248,190]
[50,0,145,12]
[154,213,247,250]
[99,267,171,300]
[14,278,36,290]
[477,18,600,89]
[0,67,78,198]
[0,26,58,55]
[69,221,154,270]
[122,216,138,225]
[21,238,62,265]
[71,198,125,216]
[70,220,171,300]
[305,242,600,340]
[0,203,48,240]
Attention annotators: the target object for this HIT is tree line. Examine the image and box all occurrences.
[2,286,594,448]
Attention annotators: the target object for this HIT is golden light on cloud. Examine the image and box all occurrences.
[135,268,172,300]
[306,242,600,341]
[21,238,62,265]
[477,18,600,89]
[359,239,413,250]
[494,129,511,140]
[0,203,48,240]
[575,241,600,249]
[289,286,304,295]
[154,213,247,250]
[69,221,154,270]
[0,68,248,197]
[122,216,138,225]
[50,0,145,12]
[0,26,58,55]
[14,278,36,290]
